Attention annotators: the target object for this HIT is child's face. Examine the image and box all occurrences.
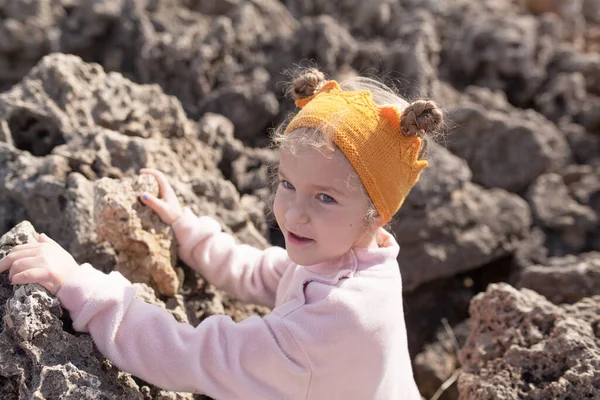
[274,144,378,267]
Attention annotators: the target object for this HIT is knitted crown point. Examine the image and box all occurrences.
[379,105,402,131]
[379,104,428,182]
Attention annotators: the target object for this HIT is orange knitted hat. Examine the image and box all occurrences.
[284,80,428,224]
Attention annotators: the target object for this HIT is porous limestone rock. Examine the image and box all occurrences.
[447,90,572,193]
[413,320,470,400]
[564,123,600,166]
[0,142,102,266]
[517,252,600,304]
[524,0,583,20]
[395,144,533,291]
[534,72,588,124]
[352,9,441,99]
[0,53,270,254]
[446,14,559,107]
[283,0,396,37]
[94,175,180,296]
[0,0,125,85]
[458,283,600,399]
[0,221,143,399]
[583,0,600,23]
[526,172,598,254]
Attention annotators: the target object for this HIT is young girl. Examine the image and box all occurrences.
[0,68,443,399]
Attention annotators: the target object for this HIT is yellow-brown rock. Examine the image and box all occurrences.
[94,175,180,296]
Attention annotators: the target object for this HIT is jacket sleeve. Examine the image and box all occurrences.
[56,264,310,399]
[171,208,292,308]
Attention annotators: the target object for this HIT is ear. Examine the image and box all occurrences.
[365,210,383,230]
[372,213,383,229]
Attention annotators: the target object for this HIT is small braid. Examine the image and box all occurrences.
[401,100,443,159]
[289,68,326,100]
[400,100,443,138]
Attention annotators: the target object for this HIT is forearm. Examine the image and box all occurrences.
[56,265,310,397]
[57,264,207,391]
[170,209,290,307]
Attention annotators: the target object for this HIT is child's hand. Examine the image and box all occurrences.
[139,168,184,225]
[0,233,80,295]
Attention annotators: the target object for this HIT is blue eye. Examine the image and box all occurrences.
[319,193,336,204]
[280,180,294,190]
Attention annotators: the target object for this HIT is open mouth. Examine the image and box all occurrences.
[287,231,314,244]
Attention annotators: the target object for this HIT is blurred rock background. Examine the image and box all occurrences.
[0,0,599,399]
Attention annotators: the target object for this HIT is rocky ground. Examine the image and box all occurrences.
[0,0,599,399]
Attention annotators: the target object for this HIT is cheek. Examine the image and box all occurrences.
[326,216,359,234]
[345,213,367,234]
[273,190,285,222]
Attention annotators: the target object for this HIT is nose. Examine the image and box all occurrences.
[285,196,310,224]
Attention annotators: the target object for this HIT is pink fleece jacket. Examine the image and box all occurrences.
[56,208,421,399]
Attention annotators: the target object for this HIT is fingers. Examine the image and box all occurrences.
[11,267,56,293]
[0,248,40,274]
[139,168,183,224]
[140,191,168,209]
[140,168,178,203]
[38,233,56,243]
[0,237,79,295]
[8,253,42,280]
[2,234,54,256]
[140,192,176,224]
[6,241,41,253]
